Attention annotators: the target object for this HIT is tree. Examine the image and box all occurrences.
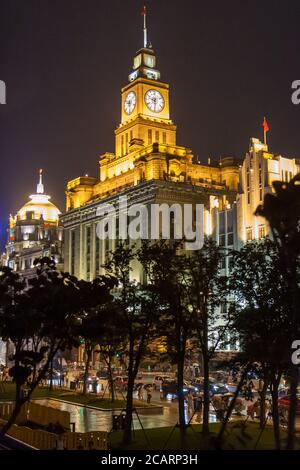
[75,276,116,396]
[256,175,300,449]
[229,238,291,448]
[184,237,231,436]
[139,240,193,437]
[0,258,84,436]
[103,243,160,445]
[97,306,126,402]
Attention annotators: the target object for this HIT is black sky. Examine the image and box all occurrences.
[1,0,300,249]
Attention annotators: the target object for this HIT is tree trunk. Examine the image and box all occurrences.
[82,347,92,396]
[122,373,135,445]
[107,360,115,403]
[259,379,269,429]
[49,359,53,391]
[216,365,250,449]
[0,346,58,437]
[286,366,299,450]
[202,352,210,436]
[271,378,281,450]
[177,351,186,428]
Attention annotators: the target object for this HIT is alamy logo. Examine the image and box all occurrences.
[291,340,300,365]
[95,196,204,250]
[0,80,6,104]
[291,80,300,105]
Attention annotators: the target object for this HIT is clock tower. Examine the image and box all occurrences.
[115,8,176,158]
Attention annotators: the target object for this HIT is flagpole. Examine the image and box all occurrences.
[264,128,266,146]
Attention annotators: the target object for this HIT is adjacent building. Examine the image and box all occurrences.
[5,170,63,276]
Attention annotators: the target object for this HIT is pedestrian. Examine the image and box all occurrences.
[146,386,152,404]
[64,371,69,388]
[187,391,194,414]
[138,385,144,401]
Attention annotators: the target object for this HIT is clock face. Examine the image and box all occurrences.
[145,89,164,113]
[124,91,136,115]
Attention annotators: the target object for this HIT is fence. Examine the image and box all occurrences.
[0,417,107,450]
[0,401,70,430]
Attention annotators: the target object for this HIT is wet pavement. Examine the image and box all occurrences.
[35,398,217,433]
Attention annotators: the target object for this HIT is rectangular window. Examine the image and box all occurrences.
[220,257,226,269]
[246,227,253,242]
[148,129,152,145]
[259,189,263,201]
[70,230,76,275]
[86,226,91,279]
[104,237,110,262]
[247,191,250,204]
[228,256,234,273]
[246,171,250,188]
[121,135,124,156]
[130,130,133,141]
[258,225,265,239]
[227,232,234,246]
[219,234,226,246]
[219,212,225,234]
[227,210,233,233]
[163,132,167,144]
[155,130,159,142]
[126,133,128,154]
[95,226,100,276]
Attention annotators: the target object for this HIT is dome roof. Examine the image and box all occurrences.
[17,170,61,223]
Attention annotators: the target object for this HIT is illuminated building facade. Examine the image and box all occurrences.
[236,137,300,245]
[61,31,239,282]
[5,170,63,276]
[60,19,299,360]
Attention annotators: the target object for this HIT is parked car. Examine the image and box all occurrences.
[161,380,196,398]
[191,381,229,396]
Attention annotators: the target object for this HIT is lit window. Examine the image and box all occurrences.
[258,225,265,239]
[227,233,234,246]
[219,234,226,246]
[155,130,159,142]
[246,227,253,241]
[148,129,152,145]
[163,132,167,144]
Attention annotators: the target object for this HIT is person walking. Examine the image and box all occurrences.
[146,386,152,404]
[187,390,194,414]
[138,384,144,401]
[64,371,69,388]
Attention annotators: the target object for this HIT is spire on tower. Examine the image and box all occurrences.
[141,5,148,48]
[128,6,160,82]
[37,168,44,194]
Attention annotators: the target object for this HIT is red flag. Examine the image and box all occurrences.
[141,5,146,16]
[263,116,269,133]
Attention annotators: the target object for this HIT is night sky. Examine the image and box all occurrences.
[1,0,300,249]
